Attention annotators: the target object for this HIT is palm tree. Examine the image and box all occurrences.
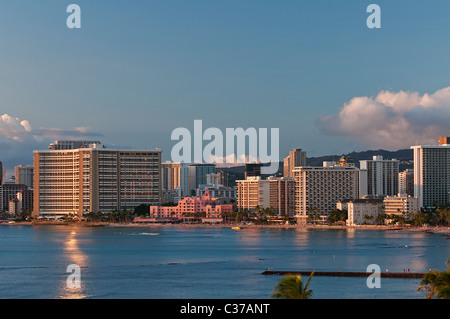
[417,258,450,299]
[271,272,315,299]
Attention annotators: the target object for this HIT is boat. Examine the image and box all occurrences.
[232,226,241,230]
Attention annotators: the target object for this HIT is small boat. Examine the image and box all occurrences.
[232,227,241,230]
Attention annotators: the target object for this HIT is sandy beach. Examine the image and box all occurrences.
[3,220,449,236]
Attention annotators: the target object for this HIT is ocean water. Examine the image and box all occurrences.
[0,225,448,299]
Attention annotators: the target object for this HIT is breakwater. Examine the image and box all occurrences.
[261,270,425,279]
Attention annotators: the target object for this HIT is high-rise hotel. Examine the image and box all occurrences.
[33,141,161,217]
[293,165,361,224]
[283,148,307,178]
[411,137,450,208]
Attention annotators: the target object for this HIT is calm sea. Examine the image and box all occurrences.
[0,225,448,299]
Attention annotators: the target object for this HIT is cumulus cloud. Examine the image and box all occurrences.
[0,114,32,139]
[316,87,450,150]
[0,113,102,143]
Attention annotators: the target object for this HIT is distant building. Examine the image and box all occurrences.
[346,198,384,226]
[338,156,356,168]
[245,163,263,179]
[336,199,352,211]
[183,163,216,196]
[237,176,295,217]
[149,189,233,219]
[360,155,399,197]
[293,165,361,224]
[0,161,4,185]
[216,170,229,187]
[0,184,29,212]
[344,194,419,226]
[411,137,450,208]
[283,148,307,177]
[48,140,103,150]
[323,161,338,168]
[383,194,419,216]
[15,165,34,189]
[161,187,184,204]
[196,185,237,200]
[398,169,414,196]
[9,198,21,216]
[161,162,181,191]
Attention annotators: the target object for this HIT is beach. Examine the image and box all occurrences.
[2,220,449,236]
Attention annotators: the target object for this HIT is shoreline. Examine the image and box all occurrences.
[1,221,449,235]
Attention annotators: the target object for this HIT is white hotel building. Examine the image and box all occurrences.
[293,165,362,224]
[33,142,161,217]
[411,137,450,208]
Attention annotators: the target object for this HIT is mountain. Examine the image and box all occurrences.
[306,149,413,167]
[220,149,414,186]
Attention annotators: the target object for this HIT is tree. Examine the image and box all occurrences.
[328,208,348,224]
[271,272,315,299]
[417,258,450,299]
[134,204,150,216]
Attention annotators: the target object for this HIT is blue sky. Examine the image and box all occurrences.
[1,0,450,171]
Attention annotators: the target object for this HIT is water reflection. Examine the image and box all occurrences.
[58,229,89,299]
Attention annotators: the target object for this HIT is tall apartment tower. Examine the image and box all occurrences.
[283,148,307,177]
[293,165,360,224]
[33,144,161,216]
[0,161,4,185]
[0,184,29,212]
[398,169,414,196]
[359,156,399,197]
[411,137,450,208]
[15,165,34,189]
[245,163,263,179]
[161,162,181,191]
[182,163,216,197]
[236,176,295,217]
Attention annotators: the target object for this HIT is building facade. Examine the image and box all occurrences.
[149,190,233,219]
[48,140,102,150]
[411,138,450,208]
[161,162,181,191]
[0,184,29,212]
[15,165,34,189]
[346,198,384,226]
[186,163,216,196]
[383,194,419,216]
[283,148,307,177]
[0,161,4,185]
[33,144,161,216]
[293,165,361,223]
[360,155,399,197]
[398,169,414,196]
[237,176,295,217]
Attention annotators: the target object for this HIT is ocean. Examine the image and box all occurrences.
[0,225,448,299]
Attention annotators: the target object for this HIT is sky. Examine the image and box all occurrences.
[1,0,450,174]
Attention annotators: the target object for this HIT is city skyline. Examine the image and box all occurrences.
[1,1,450,172]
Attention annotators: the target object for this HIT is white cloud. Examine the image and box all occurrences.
[316,87,450,150]
[0,113,102,143]
[0,113,103,172]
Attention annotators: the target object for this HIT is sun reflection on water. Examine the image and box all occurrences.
[57,229,90,299]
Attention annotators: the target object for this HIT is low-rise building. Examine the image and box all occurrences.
[346,198,384,226]
[237,176,295,217]
[383,194,419,216]
[149,189,233,219]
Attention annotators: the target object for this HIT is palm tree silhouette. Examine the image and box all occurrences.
[271,272,315,299]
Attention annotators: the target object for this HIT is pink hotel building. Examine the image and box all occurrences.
[149,189,233,219]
